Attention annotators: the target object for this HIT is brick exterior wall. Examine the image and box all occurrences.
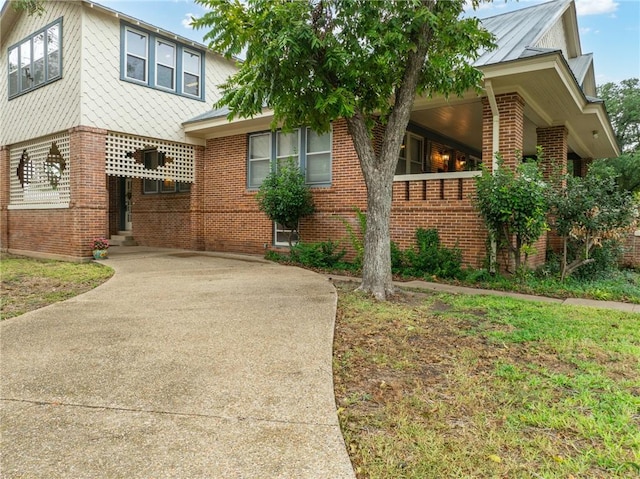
[482,93,525,170]
[1,127,108,260]
[130,179,192,249]
[622,231,640,268]
[199,119,489,267]
[1,94,543,271]
[537,125,568,258]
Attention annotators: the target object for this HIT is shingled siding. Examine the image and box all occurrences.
[198,119,489,267]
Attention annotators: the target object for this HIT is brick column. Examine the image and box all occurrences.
[190,144,205,250]
[0,145,10,250]
[482,92,525,171]
[69,126,108,257]
[536,126,568,182]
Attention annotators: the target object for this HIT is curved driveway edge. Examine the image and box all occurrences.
[1,248,356,478]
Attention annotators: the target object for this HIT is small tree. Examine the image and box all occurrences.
[475,155,548,273]
[256,160,315,246]
[548,163,638,280]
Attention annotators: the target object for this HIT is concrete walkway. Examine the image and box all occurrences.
[328,274,640,313]
[1,248,355,479]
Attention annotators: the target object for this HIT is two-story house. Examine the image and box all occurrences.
[1,0,620,267]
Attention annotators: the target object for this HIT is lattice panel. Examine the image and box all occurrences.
[9,133,71,208]
[105,132,195,182]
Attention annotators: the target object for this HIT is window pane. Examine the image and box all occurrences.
[47,24,60,79]
[126,30,146,57]
[31,32,45,86]
[307,129,330,153]
[20,40,31,89]
[395,160,406,175]
[156,41,175,66]
[183,72,199,96]
[410,137,422,163]
[9,48,18,95]
[249,159,270,188]
[9,72,18,96]
[161,179,176,193]
[183,50,199,73]
[8,47,19,72]
[277,131,299,158]
[306,153,331,183]
[127,55,146,81]
[178,182,191,193]
[143,179,158,193]
[249,134,270,159]
[157,64,174,89]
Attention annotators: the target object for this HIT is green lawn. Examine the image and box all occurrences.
[333,283,640,478]
[1,254,113,319]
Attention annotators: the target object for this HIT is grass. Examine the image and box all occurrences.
[333,283,640,478]
[457,268,640,304]
[1,254,114,319]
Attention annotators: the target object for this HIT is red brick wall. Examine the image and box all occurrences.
[2,127,108,260]
[622,231,640,268]
[537,126,568,257]
[130,179,192,249]
[200,119,489,267]
[482,93,525,170]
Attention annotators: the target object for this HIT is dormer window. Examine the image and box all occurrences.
[7,18,62,99]
[120,22,204,101]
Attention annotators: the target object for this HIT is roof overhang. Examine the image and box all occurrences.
[184,109,275,139]
[480,51,619,158]
[184,52,619,159]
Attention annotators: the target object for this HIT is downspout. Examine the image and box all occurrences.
[485,80,499,274]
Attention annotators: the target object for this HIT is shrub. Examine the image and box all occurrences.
[256,159,315,246]
[402,228,463,279]
[289,240,346,268]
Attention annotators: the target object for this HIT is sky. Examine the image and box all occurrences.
[59,0,640,85]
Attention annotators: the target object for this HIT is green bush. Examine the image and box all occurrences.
[401,228,463,279]
[572,239,625,280]
[289,240,346,268]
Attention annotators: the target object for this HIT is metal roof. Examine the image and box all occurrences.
[567,53,593,86]
[475,0,571,66]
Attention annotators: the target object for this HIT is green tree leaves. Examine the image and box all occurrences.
[256,160,315,246]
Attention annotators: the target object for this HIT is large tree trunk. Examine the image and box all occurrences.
[344,4,432,300]
[346,114,397,300]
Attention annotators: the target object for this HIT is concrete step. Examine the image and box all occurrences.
[110,232,138,246]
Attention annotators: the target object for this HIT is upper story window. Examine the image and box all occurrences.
[121,23,204,101]
[247,127,332,189]
[8,18,62,99]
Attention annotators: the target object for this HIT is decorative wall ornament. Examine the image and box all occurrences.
[44,142,66,189]
[9,133,71,209]
[16,150,32,188]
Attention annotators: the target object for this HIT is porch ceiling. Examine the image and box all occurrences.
[411,51,619,160]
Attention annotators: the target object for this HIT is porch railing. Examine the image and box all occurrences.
[392,171,481,202]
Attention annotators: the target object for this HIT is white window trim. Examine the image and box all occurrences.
[182,48,201,97]
[155,39,176,91]
[274,222,299,247]
[396,132,424,175]
[125,27,148,83]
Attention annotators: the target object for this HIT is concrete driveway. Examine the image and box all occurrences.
[1,248,355,478]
